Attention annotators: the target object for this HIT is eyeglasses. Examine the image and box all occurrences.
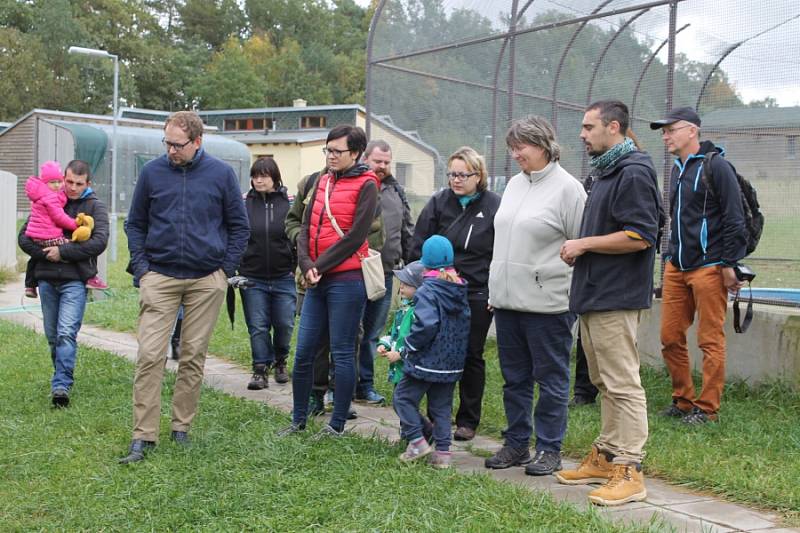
[322,147,350,157]
[661,125,693,136]
[163,138,193,151]
[446,171,477,181]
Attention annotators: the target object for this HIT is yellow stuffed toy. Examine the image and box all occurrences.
[71,213,94,242]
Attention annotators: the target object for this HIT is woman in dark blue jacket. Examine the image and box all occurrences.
[238,158,296,389]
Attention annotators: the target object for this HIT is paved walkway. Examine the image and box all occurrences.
[1,277,795,533]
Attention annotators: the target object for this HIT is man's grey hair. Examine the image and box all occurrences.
[506,115,561,162]
[364,139,392,158]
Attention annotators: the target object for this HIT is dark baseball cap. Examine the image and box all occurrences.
[393,260,425,288]
[649,106,701,130]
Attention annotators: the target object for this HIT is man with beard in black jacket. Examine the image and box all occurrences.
[559,100,662,507]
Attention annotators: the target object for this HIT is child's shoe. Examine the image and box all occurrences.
[429,451,452,469]
[25,287,38,299]
[86,276,109,290]
[399,437,432,463]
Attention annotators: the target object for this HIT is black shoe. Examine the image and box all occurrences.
[524,450,562,476]
[682,407,718,425]
[119,439,155,464]
[485,445,531,469]
[247,365,269,390]
[660,403,690,418]
[171,430,190,445]
[274,362,290,384]
[568,395,596,407]
[51,388,70,408]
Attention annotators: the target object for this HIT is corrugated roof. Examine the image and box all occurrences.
[225,130,329,144]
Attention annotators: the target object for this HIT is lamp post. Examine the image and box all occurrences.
[68,46,118,262]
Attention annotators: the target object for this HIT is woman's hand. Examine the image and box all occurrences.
[377,345,387,355]
[385,350,401,363]
[304,267,321,286]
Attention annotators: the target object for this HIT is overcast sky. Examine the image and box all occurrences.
[361,0,799,106]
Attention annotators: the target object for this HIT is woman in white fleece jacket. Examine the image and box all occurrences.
[484,115,586,476]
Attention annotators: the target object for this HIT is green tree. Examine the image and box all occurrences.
[190,37,264,109]
[179,0,247,50]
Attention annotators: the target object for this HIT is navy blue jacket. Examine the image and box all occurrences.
[402,277,470,383]
[569,150,662,314]
[666,141,746,271]
[127,148,250,280]
[238,186,295,280]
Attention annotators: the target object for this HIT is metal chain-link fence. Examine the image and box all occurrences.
[367,0,800,291]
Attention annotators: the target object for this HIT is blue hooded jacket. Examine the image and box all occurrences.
[402,276,470,383]
[666,140,747,270]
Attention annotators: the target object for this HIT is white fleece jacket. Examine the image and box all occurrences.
[489,161,586,313]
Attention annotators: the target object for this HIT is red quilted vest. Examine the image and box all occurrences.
[308,169,379,273]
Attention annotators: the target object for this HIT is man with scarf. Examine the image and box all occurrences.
[557,100,663,507]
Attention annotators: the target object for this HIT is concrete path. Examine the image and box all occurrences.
[1,277,795,533]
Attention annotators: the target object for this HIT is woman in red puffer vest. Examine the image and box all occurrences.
[281,125,379,439]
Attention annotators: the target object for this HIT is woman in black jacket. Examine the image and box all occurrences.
[410,146,501,441]
[238,157,296,389]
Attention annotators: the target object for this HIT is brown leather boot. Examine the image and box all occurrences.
[587,463,647,506]
[555,445,614,485]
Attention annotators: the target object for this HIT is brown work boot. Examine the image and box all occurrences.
[555,445,614,485]
[587,463,647,506]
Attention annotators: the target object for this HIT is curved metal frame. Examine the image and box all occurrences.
[579,8,649,176]
[630,23,690,118]
[551,0,615,129]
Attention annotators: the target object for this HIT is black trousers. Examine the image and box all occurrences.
[455,298,494,430]
[573,330,599,400]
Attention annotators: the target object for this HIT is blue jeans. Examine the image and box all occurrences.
[495,309,576,451]
[38,280,88,392]
[291,277,367,431]
[394,374,456,452]
[240,274,296,369]
[357,272,393,395]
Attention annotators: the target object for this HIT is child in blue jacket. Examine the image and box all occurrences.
[393,235,470,468]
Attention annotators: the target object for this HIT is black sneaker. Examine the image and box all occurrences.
[52,388,70,408]
[247,365,269,390]
[274,362,290,384]
[485,445,532,469]
[660,403,690,418]
[525,450,562,476]
[682,407,718,425]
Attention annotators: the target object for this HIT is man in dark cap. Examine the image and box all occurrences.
[650,106,746,425]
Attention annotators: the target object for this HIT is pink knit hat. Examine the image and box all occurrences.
[39,161,63,183]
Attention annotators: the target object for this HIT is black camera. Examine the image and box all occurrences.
[734,263,756,282]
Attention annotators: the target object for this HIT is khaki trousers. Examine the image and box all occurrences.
[660,262,728,415]
[132,270,226,441]
[580,310,648,464]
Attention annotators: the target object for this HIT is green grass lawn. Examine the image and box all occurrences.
[0,321,651,532]
[76,226,800,526]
